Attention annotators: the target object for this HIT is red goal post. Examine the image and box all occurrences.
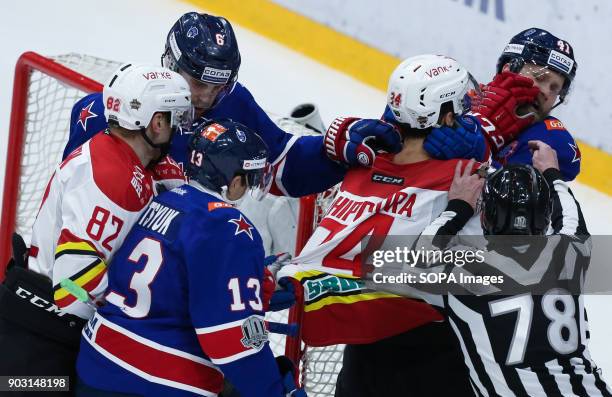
[0,52,104,276]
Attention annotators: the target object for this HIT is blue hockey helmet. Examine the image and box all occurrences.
[481,164,552,236]
[162,12,241,103]
[497,28,577,101]
[186,119,272,201]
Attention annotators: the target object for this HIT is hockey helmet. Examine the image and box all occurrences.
[187,119,272,201]
[162,12,240,105]
[386,54,479,129]
[497,28,577,102]
[103,63,192,132]
[481,164,552,235]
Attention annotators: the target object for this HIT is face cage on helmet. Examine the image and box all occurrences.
[169,106,195,131]
[521,61,573,106]
[244,162,273,201]
[501,53,574,105]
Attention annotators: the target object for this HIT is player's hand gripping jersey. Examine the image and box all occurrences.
[77,185,284,396]
[29,132,156,319]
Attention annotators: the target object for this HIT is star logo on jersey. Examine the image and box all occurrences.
[77,101,98,131]
[569,143,581,163]
[229,214,254,240]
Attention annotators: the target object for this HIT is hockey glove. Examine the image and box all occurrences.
[471,71,540,152]
[263,253,296,312]
[324,117,402,167]
[424,115,487,161]
[152,155,185,194]
[276,356,308,397]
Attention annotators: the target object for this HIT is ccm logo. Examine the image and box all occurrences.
[15,286,66,317]
[372,173,404,185]
[440,91,456,99]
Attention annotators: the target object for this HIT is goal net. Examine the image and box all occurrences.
[0,52,344,396]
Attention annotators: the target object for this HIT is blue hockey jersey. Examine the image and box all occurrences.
[65,83,345,196]
[495,116,581,181]
[76,184,284,396]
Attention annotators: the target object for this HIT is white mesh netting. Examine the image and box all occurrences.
[14,54,121,244]
[13,53,345,396]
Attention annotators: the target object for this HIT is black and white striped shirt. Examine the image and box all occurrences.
[370,169,611,397]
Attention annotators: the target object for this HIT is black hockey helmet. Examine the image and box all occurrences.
[186,119,272,200]
[497,28,577,102]
[481,164,552,235]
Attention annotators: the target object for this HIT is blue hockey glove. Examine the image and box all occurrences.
[263,254,296,312]
[324,117,402,167]
[424,115,487,161]
[276,356,308,397]
[268,277,297,312]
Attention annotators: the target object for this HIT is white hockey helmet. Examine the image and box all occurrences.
[387,54,476,129]
[103,63,192,131]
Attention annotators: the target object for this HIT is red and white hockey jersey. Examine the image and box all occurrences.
[28,132,155,319]
[292,154,483,277]
[276,154,483,346]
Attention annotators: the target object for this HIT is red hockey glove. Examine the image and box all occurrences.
[151,155,185,194]
[324,117,402,167]
[471,71,540,153]
[262,266,276,312]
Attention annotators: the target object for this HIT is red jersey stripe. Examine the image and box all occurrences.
[92,318,223,394]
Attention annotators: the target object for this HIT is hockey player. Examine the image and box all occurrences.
[373,144,611,396]
[65,12,404,198]
[277,54,484,396]
[0,64,191,390]
[455,27,579,182]
[76,119,305,397]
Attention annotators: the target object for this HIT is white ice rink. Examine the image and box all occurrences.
[2,0,612,385]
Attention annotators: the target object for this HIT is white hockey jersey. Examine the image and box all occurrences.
[28,132,155,319]
[291,154,483,277]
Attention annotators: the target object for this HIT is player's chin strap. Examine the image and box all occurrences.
[139,128,173,161]
[549,96,565,112]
